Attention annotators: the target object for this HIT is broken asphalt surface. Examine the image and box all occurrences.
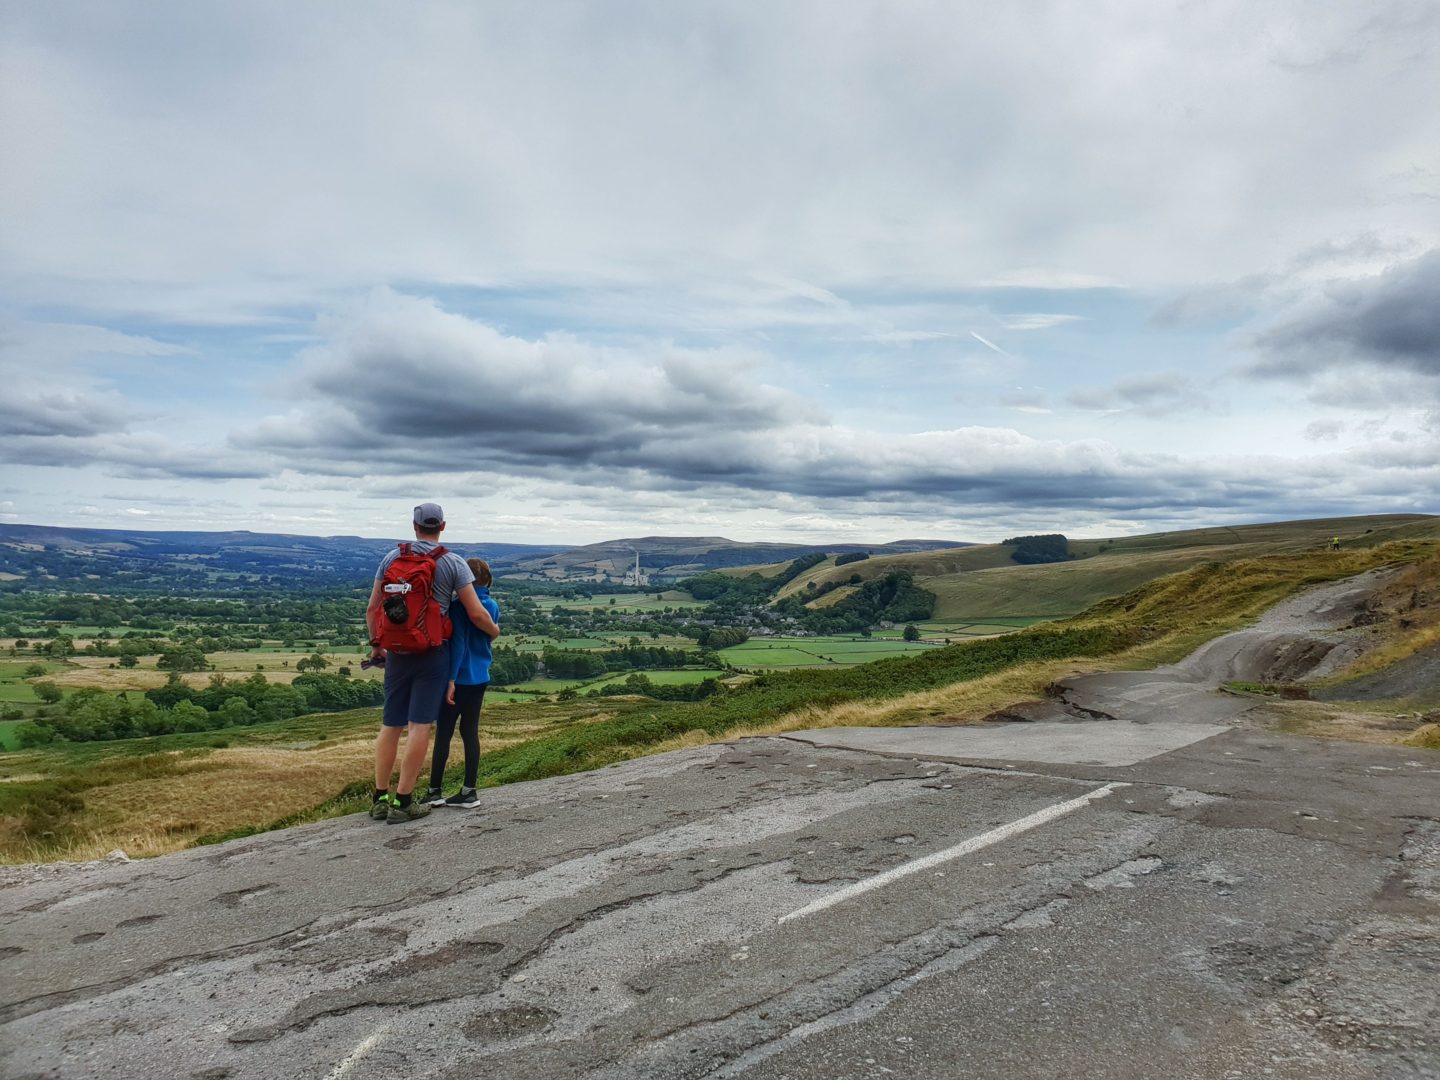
[2,571,1437,1079]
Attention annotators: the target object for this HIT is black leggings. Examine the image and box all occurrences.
[429,683,487,790]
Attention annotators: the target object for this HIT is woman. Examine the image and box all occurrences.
[424,557,499,806]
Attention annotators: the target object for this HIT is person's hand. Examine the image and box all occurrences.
[446,680,456,705]
[371,646,385,661]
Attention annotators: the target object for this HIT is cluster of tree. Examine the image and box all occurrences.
[834,552,870,567]
[590,673,725,701]
[776,571,936,634]
[538,642,702,679]
[144,670,383,713]
[17,668,398,746]
[696,626,749,649]
[490,645,538,686]
[156,645,211,672]
[1001,534,1072,564]
[680,552,829,605]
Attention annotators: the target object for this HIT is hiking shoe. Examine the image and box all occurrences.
[369,795,394,820]
[386,799,432,824]
[423,787,445,806]
[443,788,480,808]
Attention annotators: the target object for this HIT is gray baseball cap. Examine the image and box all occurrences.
[413,502,445,528]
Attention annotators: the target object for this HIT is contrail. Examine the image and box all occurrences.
[968,330,1012,357]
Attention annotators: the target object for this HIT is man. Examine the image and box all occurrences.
[366,503,500,824]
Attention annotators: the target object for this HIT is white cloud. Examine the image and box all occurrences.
[4,2,1437,323]
[998,314,1086,331]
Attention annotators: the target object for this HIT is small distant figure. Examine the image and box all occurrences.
[1329,536,1341,552]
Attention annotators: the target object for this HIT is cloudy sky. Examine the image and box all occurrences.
[2,1,1437,545]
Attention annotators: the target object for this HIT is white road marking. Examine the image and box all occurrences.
[324,1025,391,1080]
[777,783,1126,924]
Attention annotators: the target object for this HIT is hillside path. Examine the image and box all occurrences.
[3,571,1438,1080]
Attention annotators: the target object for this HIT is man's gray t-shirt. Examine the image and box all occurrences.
[374,541,474,603]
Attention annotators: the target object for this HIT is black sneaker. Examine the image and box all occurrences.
[423,787,445,806]
[444,788,480,808]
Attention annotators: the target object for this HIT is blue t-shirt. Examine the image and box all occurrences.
[448,588,499,685]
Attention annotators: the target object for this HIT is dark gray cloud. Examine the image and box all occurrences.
[1250,250,1440,377]
[0,432,270,479]
[0,389,134,438]
[226,293,1440,520]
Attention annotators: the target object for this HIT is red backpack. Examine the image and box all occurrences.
[373,543,454,653]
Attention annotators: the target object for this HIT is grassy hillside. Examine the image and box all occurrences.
[770,514,1440,619]
[923,546,1235,619]
[5,536,1433,864]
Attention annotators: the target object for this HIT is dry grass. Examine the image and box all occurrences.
[0,737,379,863]
[1405,724,1440,750]
[0,703,633,863]
[35,653,383,693]
[1252,700,1440,748]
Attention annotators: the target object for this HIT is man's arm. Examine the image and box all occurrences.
[365,580,385,656]
[455,583,500,639]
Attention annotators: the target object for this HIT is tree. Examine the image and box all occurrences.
[255,684,307,723]
[157,646,209,673]
[217,696,255,727]
[118,653,139,669]
[171,700,213,733]
[33,681,64,704]
[15,722,55,747]
[44,635,75,659]
[24,663,47,678]
[902,625,921,642]
[295,652,329,673]
[1002,533,1071,565]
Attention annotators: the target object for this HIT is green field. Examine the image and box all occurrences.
[0,661,67,677]
[719,635,937,670]
[530,592,703,612]
[919,548,1229,620]
[585,669,728,692]
[502,667,727,695]
[0,683,52,703]
[511,636,615,653]
[506,676,600,693]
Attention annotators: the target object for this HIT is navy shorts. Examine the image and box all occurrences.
[381,647,448,728]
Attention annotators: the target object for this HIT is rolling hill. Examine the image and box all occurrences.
[0,525,970,590]
[505,536,971,582]
[753,514,1440,621]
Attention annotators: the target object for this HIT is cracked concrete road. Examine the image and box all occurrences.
[3,574,1438,1080]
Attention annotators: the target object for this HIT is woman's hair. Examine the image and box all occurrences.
[467,558,492,587]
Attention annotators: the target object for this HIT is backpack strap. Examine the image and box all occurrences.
[398,542,413,556]
[428,545,448,560]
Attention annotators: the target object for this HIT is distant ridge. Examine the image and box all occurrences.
[0,524,972,585]
[506,535,973,580]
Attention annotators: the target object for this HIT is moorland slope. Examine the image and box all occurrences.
[768,514,1439,620]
